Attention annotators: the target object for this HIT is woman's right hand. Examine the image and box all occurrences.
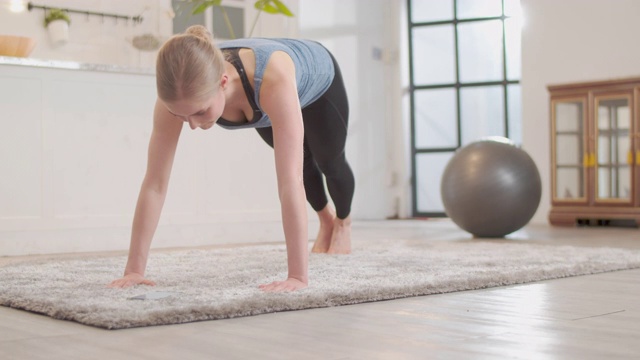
[107,273,156,289]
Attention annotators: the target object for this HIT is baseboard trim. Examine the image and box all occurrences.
[0,221,320,257]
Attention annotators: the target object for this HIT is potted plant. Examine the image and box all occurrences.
[44,9,71,46]
[178,0,293,38]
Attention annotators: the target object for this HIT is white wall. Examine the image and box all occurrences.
[298,0,404,219]
[521,0,640,223]
[0,63,289,256]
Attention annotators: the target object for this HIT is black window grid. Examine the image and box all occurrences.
[407,0,521,217]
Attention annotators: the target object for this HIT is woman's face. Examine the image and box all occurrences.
[164,81,226,130]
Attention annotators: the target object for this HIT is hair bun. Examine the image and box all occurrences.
[185,25,213,42]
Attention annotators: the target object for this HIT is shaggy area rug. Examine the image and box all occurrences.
[1,240,640,330]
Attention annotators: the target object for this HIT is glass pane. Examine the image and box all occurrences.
[596,97,631,201]
[556,168,584,199]
[416,152,454,213]
[618,136,631,165]
[507,84,521,144]
[456,0,502,19]
[504,0,522,16]
[172,0,206,34]
[620,168,631,198]
[556,135,581,165]
[212,6,244,39]
[411,0,453,23]
[555,101,583,132]
[619,105,631,128]
[505,18,522,80]
[597,135,611,164]
[554,100,584,201]
[458,20,504,83]
[598,168,631,199]
[412,25,456,85]
[554,101,585,200]
[414,89,458,149]
[460,86,505,145]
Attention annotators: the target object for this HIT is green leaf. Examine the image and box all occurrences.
[258,3,279,14]
[272,0,294,16]
[192,0,221,15]
[253,0,268,10]
[254,0,294,17]
[191,3,208,15]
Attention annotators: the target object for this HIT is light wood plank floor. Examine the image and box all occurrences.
[1,219,639,360]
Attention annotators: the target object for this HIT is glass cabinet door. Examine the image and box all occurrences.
[595,95,632,203]
[552,99,586,202]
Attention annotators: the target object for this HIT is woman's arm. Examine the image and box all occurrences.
[258,51,309,292]
[108,99,183,288]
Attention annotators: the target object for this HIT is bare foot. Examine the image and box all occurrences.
[259,278,307,292]
[327,217,351,254]
[312,206,336,253]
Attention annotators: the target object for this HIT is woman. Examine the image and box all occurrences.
[108,25,354,293]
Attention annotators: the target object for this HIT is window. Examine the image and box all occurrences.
[408,0,522,216]
[172,0,245,39]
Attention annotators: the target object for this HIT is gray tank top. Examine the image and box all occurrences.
[217,38,335,129]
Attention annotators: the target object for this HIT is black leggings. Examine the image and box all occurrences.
[256,53,354,219]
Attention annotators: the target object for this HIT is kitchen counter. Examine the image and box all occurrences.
[0,55,154,76]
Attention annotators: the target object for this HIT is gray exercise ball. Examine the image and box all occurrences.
[440,137,542,238]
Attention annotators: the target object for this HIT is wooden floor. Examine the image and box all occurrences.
[1,219,640,360]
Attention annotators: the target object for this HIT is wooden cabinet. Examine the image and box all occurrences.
[548,77,640,226]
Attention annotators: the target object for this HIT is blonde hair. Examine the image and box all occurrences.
[156,25,225,102]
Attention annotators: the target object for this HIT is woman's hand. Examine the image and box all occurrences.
[107,273,156,289]
[259,278,307,293]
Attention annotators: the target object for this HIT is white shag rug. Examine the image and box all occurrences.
[2,239,640,330]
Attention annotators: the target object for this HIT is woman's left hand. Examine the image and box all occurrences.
[259,278,307,292]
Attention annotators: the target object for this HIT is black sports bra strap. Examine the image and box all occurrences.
[224,48,262,119]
